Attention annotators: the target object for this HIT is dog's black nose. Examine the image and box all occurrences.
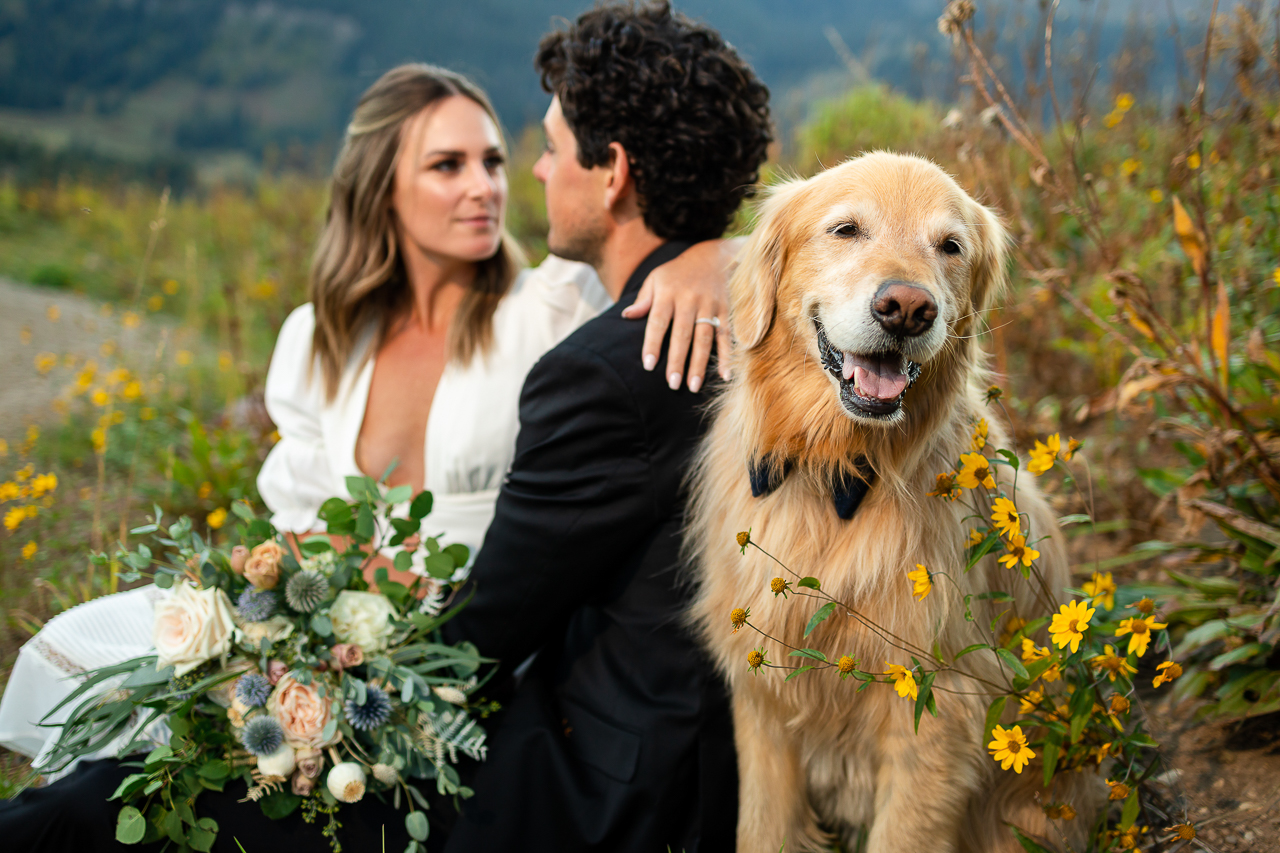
[871,281,937,337]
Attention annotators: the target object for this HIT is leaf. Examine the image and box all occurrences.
[913,671,937,733]
[1119,788,1140,830]
[108,773,150,802]
[1006,824,1055,853]
[230,501,256,521]
[995,648,1029,680]
[1056,514,1092,528]
[784,665,817,682]
[310,614,333,637]
[423,553,456,580]
[197,759,230,781]
[797,577,821,590]
[977,591,1014,602]
[444,543,471,566]
[405,810,430,842]
[1042,729,1062,788]
[408,491,434,520]
[788,648,828,662]
[966,532,1001,572]
[258,790,302,820]
[804,601,838,638]
[983,696,1007,743]
[954,643,990,663]
[188,823,217,852]
[995,449,1020,470]
[355,502,375,541]
[384,485,412,505]
[116,806,146,844]
[1212,278,1229,389]
[1209,642,1270,671]
[345,475,379,502]
[1172,195,1207,277]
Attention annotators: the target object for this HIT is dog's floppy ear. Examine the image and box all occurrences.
[730,179,807,350]
[966,199,1010,319]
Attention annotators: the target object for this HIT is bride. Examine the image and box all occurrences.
[0,63,735,774]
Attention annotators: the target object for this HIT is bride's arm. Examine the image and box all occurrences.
[621,236,745,393]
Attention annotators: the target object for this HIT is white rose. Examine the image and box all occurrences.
[236,616,295,647]
[256,743,296,778]
[329,591,396,652]
[153,581,236,677]
[326,762,367,803]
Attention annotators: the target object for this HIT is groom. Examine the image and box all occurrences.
[439,3,771,851]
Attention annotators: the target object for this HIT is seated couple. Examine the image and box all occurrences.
[0,3,772,851]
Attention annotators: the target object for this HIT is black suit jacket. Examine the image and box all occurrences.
[442,242,738,853]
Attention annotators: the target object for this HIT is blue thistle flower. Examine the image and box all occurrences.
[344,685,392,730]
[239,715,284,756]
[237,588,277,622]
[236,673,272,707]
[284,569,327,613]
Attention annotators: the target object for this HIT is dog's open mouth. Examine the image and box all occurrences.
[815,318,921,419]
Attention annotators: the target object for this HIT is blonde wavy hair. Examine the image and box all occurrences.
[310,63,524,399]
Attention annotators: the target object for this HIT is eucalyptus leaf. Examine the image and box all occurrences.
[409,491,434,520]
[385,485,413,505]
[115,806,146,844]
[405,810,430,841]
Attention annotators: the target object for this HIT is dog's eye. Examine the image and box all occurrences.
[831,222,860,238]
[939,238,963,256]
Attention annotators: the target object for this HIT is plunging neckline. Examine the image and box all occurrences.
[348,344,446,495]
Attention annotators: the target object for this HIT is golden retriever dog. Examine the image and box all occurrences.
[687,152,1091,852]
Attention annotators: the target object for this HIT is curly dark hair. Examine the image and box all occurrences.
[535,1,772,242]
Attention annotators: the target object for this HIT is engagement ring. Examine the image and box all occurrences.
[695,317,721,328]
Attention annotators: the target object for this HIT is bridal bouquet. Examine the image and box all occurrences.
[39,476,491,852]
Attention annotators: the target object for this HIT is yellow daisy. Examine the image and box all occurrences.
[1081,571,1116,611]
[1089,645,1137,682]
[1027,434,1060,475]
[1049,600,1096,654]
[907,564,931,602]
[1152,660,1183,688]
[970,418,989,452]
[956,452,995,490]
[988,725,1035,773]
[1021,638,1050,663]
[998,534,1040,570]
[991,497,1021,538]
[1115,615,1168,658]
[884,663,918,700]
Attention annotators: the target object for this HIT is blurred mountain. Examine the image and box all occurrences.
[0,0,1201,183]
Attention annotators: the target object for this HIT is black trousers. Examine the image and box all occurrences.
[0,759,434,852]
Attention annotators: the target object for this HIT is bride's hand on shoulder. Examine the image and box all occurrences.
[622,237,744,393]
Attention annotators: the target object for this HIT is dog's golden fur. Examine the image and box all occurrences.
[687,153,1095,852]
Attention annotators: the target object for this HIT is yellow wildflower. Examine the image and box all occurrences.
[1152,660,1183,688]
[1187,151,1201,169]
[884,663,918,700]
[91,427,107,454]
[1049,600,1096,654]
[1044,803,1077,821]
[1110,694,1131,715]
[988,725,1035,774]
[1120,158,1141,176]
[1019,689,1043,714]
[122,311,141,329]
[1166,823,1195,841]
[736,530,750,548]
[34,352,57,374]
[1115,615,1167,658]
[999,616,1027,647]
[1149,189,1164,204]
[206,507,228,530]
[1128,597,1156,615]
[25,505,38,519]
[30,473,57,497]
[176,350,193,366]
[1104,111,1123,128]
[956,452,995,490]
[747,648,767,672]
[907,564,932,602]
[91,389,110,407]
[837,655,857,677]
[197,481,214,499]
[984,384,1002,403]
[147,295,164,312]
[163,279,179,295]
[1021,638,1050,663]
[46,304,60,322]
[927,471,961,501]
[998,534,1040,570]
[106,367,130,386]
[0,482,18,501]
[991,497,1021,538]
[970,418,988,451]
[21,541,37,559]
[15,464,33,482]
[0,438,7,456]
[770,577,791,597]
[967,527,984,547]
[122,380,143,401]
[1082,571,1116,611]
[1027,433,1060,475]
[4,506,25,530]
[1089,645,1137,682]
[730,607,749,632]
[1107,779,1130,800]
[1115,93,1135,111]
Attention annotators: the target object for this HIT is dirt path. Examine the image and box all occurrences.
[0,277,159,443]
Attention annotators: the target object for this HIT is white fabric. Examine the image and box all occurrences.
[0,255,606,765]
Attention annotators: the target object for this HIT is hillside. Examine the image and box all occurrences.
[0,0,1200,183]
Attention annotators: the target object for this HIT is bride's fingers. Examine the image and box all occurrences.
[685,320,717,393]
[716,312,733,381]
[664,300,699,390]
[640,288,674,373]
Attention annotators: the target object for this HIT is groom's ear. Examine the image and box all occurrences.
[602,141,633,211]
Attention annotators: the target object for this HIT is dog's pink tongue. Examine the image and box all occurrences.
[843,352,908,401]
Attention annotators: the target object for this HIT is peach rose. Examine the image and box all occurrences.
[244,540,285,590]
[291,769,315,796]
[267,674,338,749]
[295,747,325,780]
[329,643,364,672]
[230,545,249,575]
[153,581,236,676]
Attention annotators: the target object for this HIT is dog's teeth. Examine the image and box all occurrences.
[842,351,855,381]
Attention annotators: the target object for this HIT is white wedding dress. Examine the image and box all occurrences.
[0,256,607,770]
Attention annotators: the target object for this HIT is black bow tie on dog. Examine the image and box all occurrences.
[748,456,876,520]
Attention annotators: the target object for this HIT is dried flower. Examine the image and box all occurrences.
[1107,779,1131,800]
[1152,660,1183,688]
[1044,802,1077,821]
[1109,694,1131,715]
[327,762,367,803]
